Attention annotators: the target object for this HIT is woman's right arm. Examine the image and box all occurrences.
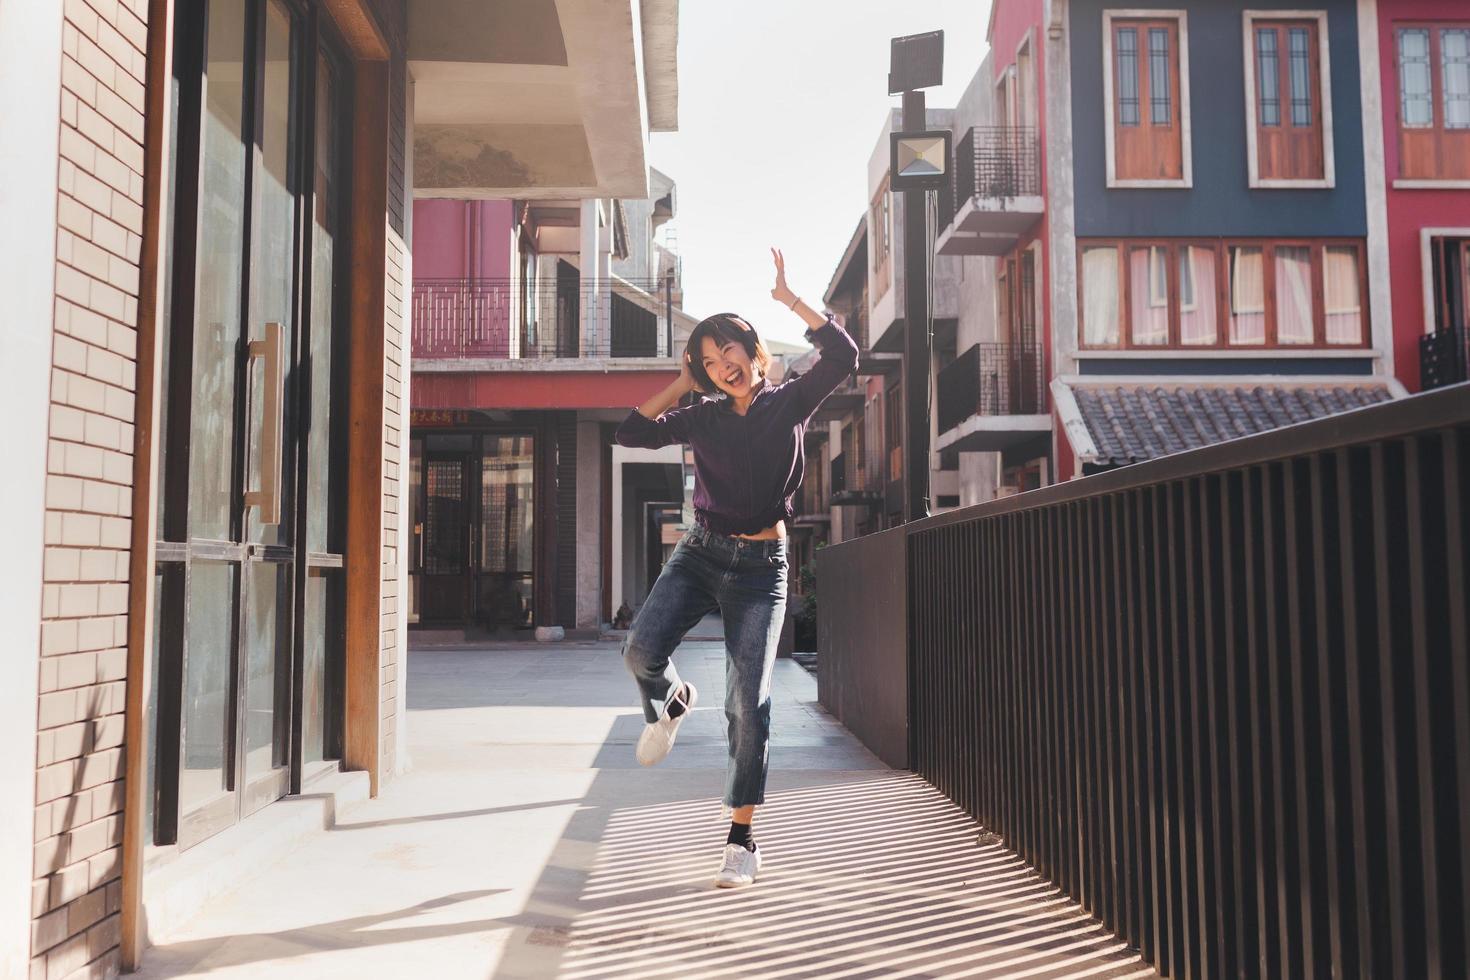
[616,355,701,448]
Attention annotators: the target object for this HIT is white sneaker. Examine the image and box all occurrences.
[635,683,697,767]
[714,843,762,888]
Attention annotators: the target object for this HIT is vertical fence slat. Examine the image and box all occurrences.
[1370,443,1414,980]
[1308,453,1350,977]
[1443,428,1470,978]
[1131,489,1163,967]
[1220,470,1257,975]
[1335,448,1378,977]
[1283,458,1322,979]
[1404,437,1444,979]
[1198,476,1231,978]
[1178,480,1211,979]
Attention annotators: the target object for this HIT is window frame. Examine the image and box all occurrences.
[869,176,893,300]
[1102,10,1193,188]
[1393,22,1470,185]
[1076,237,1369,350]
[1243,10,1335,188]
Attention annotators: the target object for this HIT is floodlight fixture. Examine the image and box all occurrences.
[889,130,951,191]
[888,30,944,94]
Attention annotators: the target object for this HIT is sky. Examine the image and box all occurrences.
[649,0,993,346]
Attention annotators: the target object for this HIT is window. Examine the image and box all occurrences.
[1178,244,1218,344]
[1104,12,1190,186]
[1246,14,1331,185]
[1081,245,1122,346]
[1079,239,1366,349]
[870,178,893,299]
[1274,246,1315,344]
[1324,245,1364,344]
[885,380,902,483]
[1128,245,1169,345]
[1396,24,1470,180]
[1229,245,1266,344]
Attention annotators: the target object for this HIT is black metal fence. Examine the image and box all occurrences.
[1422,328,1468,390]
[411,275,675,360]
[953,126,1041,204]
[820,385,1470,979]
[936,342,1046,433]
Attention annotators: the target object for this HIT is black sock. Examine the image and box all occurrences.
[665,685,689,719]
[727,820,755,852]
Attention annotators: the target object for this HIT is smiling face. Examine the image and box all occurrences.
[700,333,760,400]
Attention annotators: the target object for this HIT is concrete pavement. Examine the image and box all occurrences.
[135,640,1158,979]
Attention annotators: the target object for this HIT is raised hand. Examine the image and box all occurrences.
[770,248,796,307]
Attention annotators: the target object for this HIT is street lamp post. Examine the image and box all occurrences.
[888,32,947,524]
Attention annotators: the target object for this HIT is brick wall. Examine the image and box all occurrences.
[32,0,148,976]
[381,227,406,777]
[376,0,408,781]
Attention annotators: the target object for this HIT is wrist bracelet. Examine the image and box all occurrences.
[787,295,801,311]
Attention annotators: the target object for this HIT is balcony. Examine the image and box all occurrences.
[936,126,1043,257]
[817,385,1470,978]
[411,275,678,365]
[829,446,886,508]
[934,342,1051,454]
[1421,327,1468,390]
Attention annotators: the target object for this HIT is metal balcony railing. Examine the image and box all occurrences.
[936,342,1046,434]
[952,126,1041,204]
[411,275,677,360]
[817,384,1470,979]
[1421,327,1468,390]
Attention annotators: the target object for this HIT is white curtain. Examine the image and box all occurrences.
[1276,246,1314,344]
[1082,246,1121,346]
[1229,246,1266,344]
[1179,245,1218,345]
[1129,246,1169,345]
[1324,246,1363,344]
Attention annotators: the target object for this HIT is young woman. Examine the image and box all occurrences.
[615,248,859,888]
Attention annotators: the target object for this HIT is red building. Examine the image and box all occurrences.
[1373,2,1470,391]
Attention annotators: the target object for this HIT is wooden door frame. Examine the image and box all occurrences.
[124,0,392,967]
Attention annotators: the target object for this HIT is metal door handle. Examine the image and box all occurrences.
[245,321,284,525]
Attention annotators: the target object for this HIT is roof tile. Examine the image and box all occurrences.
[1073,383,1395,467]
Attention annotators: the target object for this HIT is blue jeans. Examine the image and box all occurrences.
[622,525,788,808]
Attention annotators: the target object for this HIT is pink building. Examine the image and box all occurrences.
[407,181,702,637]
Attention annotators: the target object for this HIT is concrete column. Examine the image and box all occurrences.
[579,200,602,354]
[1045,0,1079,380]
[575,418,603,629]
[0,1,63,974]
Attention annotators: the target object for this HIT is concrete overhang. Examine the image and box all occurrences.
[812,390,865,423]
[936,195,1044,256]
[935,413,1052,454]
[410,0,679,200]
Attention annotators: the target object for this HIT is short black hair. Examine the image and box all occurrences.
[684,313,772,394]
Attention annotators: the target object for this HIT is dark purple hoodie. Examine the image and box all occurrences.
[615,316,860,536]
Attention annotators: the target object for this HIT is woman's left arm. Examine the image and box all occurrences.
[770,248,860,419]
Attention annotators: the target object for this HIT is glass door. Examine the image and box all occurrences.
[152,0,352,850]
[421,453,473,623]
[476,435,536,631]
